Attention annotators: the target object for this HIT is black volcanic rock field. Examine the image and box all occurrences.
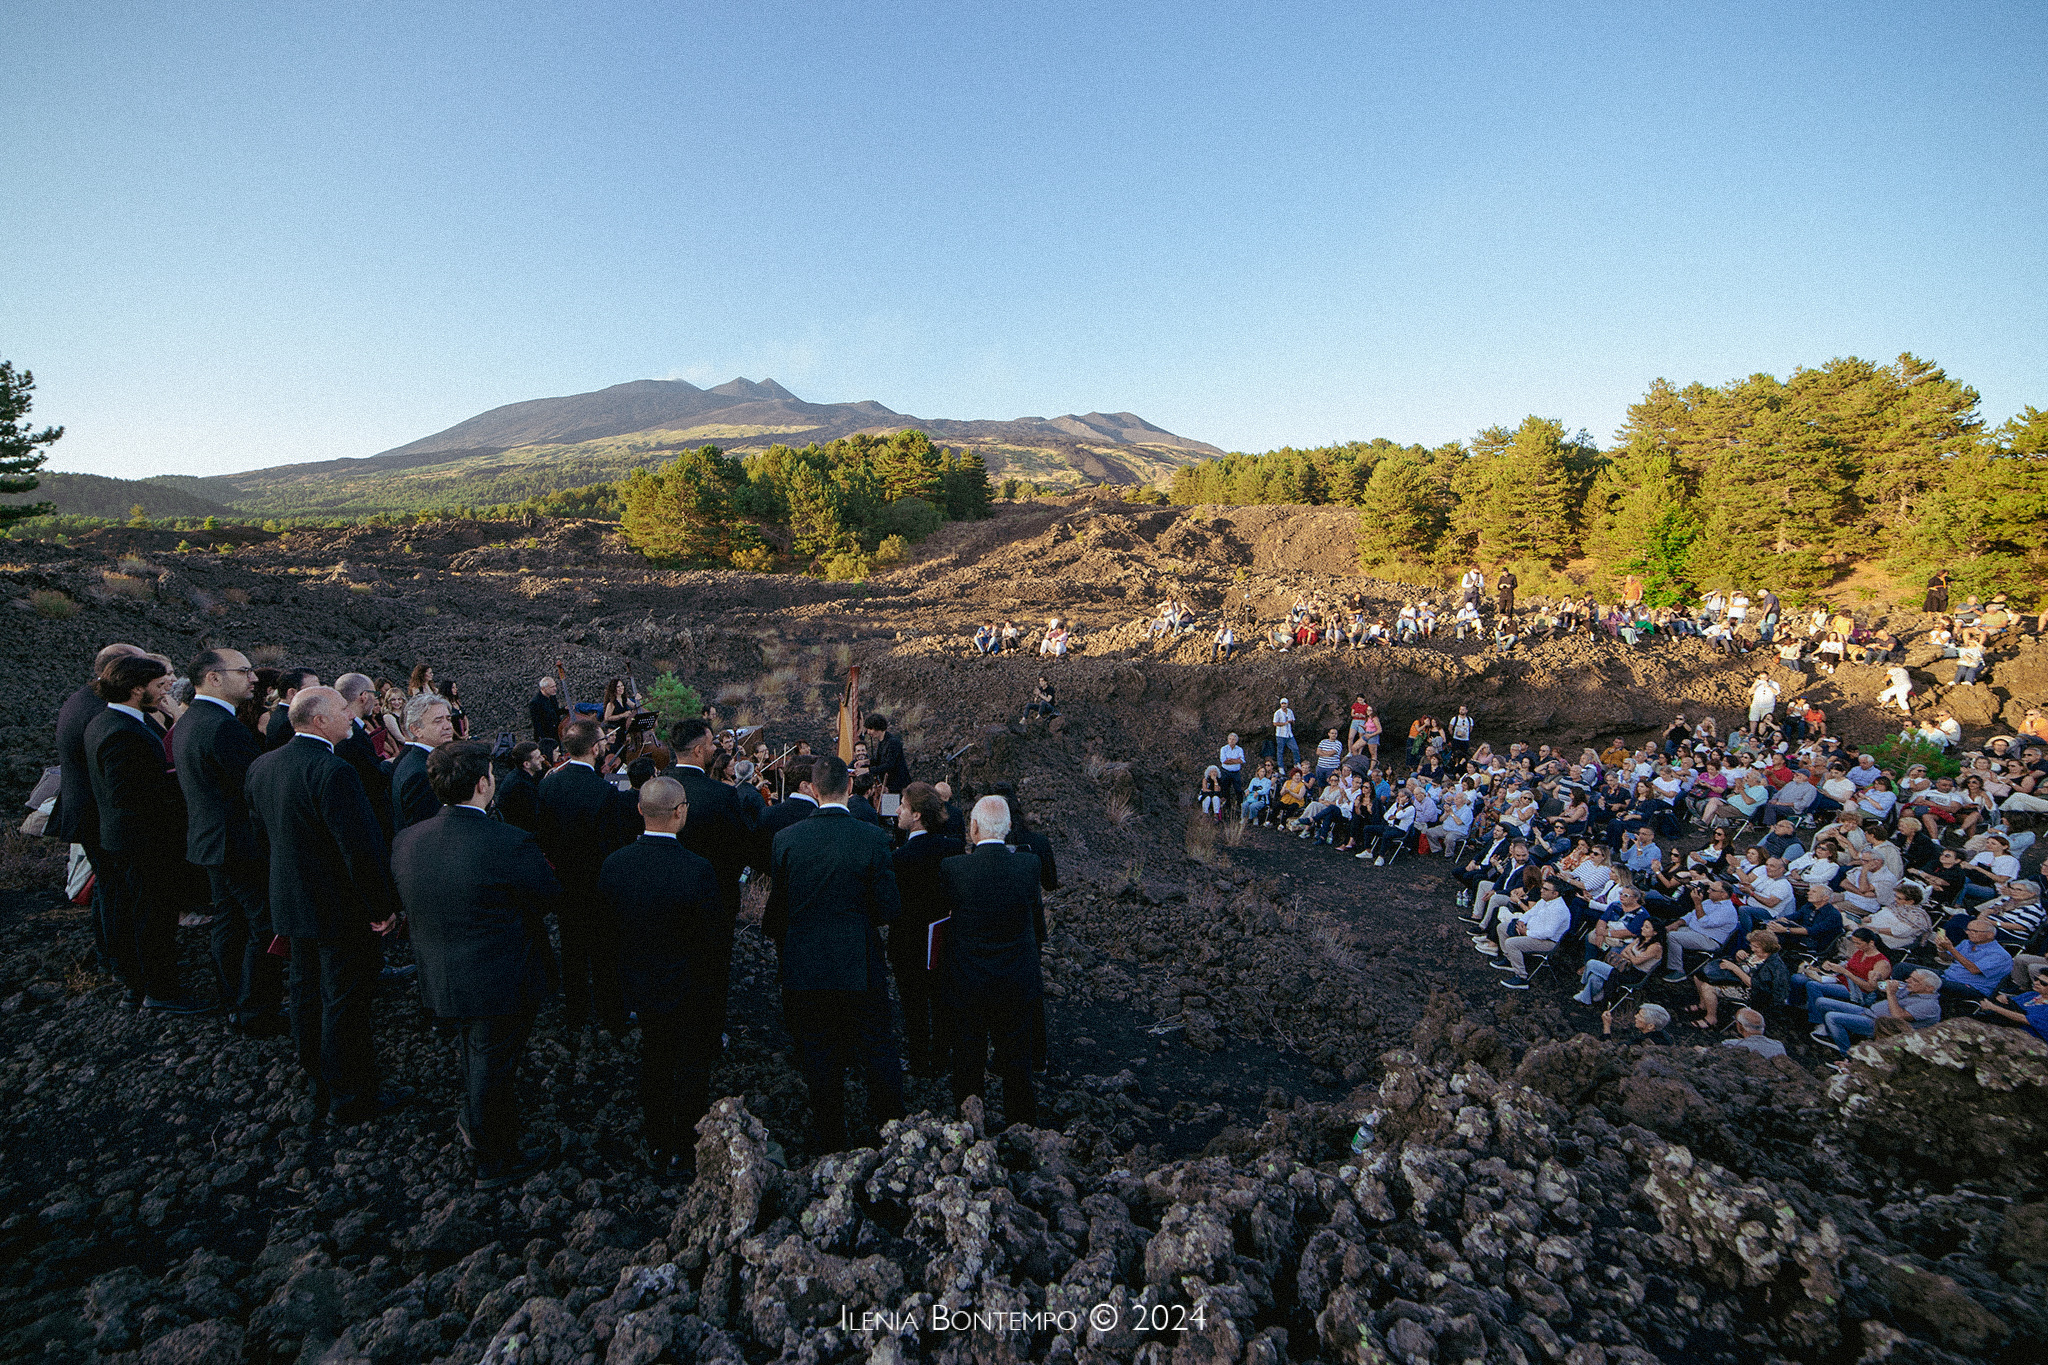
[0,496,2044,1365]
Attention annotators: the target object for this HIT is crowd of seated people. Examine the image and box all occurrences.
[1214,689,2048,1062]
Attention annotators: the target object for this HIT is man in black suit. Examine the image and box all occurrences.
[537,721,630,1036]
[864,713,912,794]
[334,673,394,837]
[262,666,321,752]
[494,742,546,834]
[665,717,759,1038]
[603,776,725,1174]
[993,785,1058,1071]
[889,782,962,1076]
[758,756,818,844]
[54,642,144,974]
[939,796,1044,1126]
[246,687,410,1125]
[390,691,455,834]
[173,647,282,1030]
[392,742,558,1189]
[530,675,564,755]
[763,755,905,1151]
[87,654,212,1013]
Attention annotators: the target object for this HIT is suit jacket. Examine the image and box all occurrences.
[336,720,394,837]
[53,683,108,846]
[263,700,295,752]
[888,829,963,965]
[763,806,900,992]
[86,706,187,857]
[392,805,559,1018]
[602,834,724,1015]
[665,764,754,914]
[938,841,1044,1007]
[759,793,817,845]
[496,767,541,834]
[245,735,391,939]
[390,743,439,834]
[529,692,563,743]
[171,696,265,867]
[537,761,627,891]
[870,733,911,793]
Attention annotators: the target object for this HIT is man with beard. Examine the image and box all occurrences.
[495,742,547,834]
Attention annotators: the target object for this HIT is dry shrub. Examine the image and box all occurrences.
[248,644,287,667]
[761,640,792,667]
[28,590,77,619]
[1222,817,1249,848]
[222,587,250,604]
[1084,751,1111,780]
[101,571,154,600]
[348,583,373,594]
[832,643,853,668]
[421,604,440,616]
[1171,705,1202,733]
[1106,790,1138,826]
[0,830,67,892]
[714,684,749,705]
[1185,810,1220,864]
[115,557,153,575]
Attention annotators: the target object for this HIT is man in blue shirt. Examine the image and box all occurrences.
[1973,987,2048,1044]
[1621,828,1662,877]
[1937,918,2014,1004]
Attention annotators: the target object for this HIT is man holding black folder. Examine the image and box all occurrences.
[889,782,961,1076]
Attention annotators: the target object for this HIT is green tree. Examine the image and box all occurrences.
[129,504,151,527]
[0,362,61,525]
[876,430,945,503]
[938,449,993,519]
[1448,417,1597,566]
[786,463,843,561]
[1355,447,1449,568]
[620,445,744,563]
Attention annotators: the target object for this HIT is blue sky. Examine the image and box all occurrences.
[6,1,2044,478]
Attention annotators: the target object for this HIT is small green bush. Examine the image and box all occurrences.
[873,535,910,567]
[822,548,872,581]
[28,590,76,619]
[731,545,774,572]
[1869,733,1961,782]
[645,671,703,728]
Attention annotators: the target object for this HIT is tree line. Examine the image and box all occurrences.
[1168,354,2048,606]
[620,429,993,577]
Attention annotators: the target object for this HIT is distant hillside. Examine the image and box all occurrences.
[1,472,240,520]
[184,379,1223,515]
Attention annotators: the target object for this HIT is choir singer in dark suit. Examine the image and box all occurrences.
[537,721,630,1037]
[87,653,211,1013]
[54,642,144,975]
[390,692,455,834]
[762,754,905,1151]
[392,741,559,1189]
[888,782,961,1075]
[940,796,1044,1127]
[666,718,758,1040]
[246,687,410,1125]
[174,648,282,1031]
[602,776,724,1176]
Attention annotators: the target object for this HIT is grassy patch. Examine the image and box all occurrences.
[28,590,76,619]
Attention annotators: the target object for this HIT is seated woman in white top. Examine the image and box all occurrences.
[1864,885,1932,951]
[1787,838,1842,888]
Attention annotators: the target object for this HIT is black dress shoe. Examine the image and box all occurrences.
[143,994,220,1015]
[233,1011,288,1038]
[475,1147,553,1191]
[329,1085,415,1126]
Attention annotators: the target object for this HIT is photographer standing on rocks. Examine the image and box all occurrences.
[246,686,409,1124]
[762,754,905,1152]
[393,741,560,1188]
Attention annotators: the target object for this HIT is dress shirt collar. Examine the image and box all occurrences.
[641,830,678,840]
[106,702,148,725]
[408,741,433,753]
[196,694,238,714]
[294,732,336,752]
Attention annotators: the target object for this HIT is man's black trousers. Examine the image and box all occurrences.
[951,994,1037,1126]
[639,1003,716,1156]
[782,986,904,1151]
[98,848,180,1001]
[454,1012,534,1164]
[288,930,380,1113]
[207,859,281,1019]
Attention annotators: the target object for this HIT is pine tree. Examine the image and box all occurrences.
[876,430,944,503]
[0,362,60,525]
[786,464,843,561]
[1355,448,1449,568]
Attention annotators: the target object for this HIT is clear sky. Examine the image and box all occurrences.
[6,1,2044,479]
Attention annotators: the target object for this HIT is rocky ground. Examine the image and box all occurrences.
[1,497,2046,1364]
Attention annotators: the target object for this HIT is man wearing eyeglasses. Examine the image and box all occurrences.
[174,648,281,1032]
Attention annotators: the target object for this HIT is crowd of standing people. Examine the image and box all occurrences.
[50,641,1062,1187]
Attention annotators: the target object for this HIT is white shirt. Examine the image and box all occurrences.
[1971,851,2020,880]
[1450,715,1473,740]
[1219,744,1245,772]
[1517,896,1571,942]
[1273,708,1294,738]
[1748,875,1795,917]
[642,830,677,840]
[106,702,149,725]
[196,694,238,714]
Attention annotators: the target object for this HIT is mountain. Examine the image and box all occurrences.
[181,379,1224,515]
[0,472,240,521]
